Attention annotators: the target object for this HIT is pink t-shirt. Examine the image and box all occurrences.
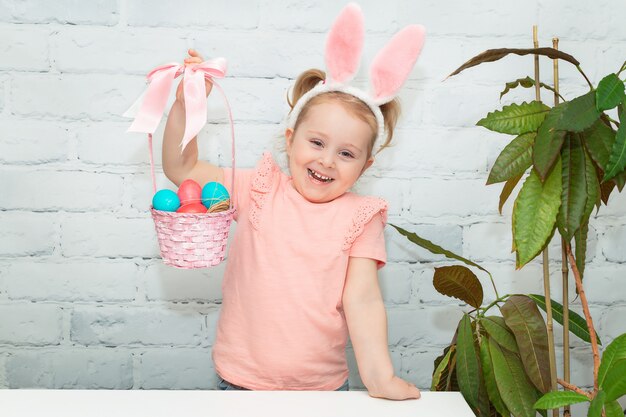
[212,152,388,390]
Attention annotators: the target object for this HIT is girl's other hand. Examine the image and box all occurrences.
[367,375,422,401]
[175,48,214,108]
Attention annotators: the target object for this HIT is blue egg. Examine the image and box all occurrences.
[152,189,180,212]
[201,182,230,209]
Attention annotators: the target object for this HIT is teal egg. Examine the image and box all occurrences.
[152,189,180,212]
[201,182,229,209]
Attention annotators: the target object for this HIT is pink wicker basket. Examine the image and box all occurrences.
[127,59,237,269]
[150,205,234,268]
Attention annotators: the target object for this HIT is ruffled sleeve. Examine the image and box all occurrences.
[249,151,281,230]
[342,195,388,251]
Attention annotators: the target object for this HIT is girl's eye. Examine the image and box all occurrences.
[310,139,323,147]
[340,151,355,159]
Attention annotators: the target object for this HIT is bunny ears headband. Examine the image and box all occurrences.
[286,3,426,148]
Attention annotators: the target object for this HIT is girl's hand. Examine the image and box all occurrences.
[175,48,214,108]
[367,375,422,401]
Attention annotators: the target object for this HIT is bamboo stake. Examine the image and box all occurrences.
[553,36,572,417]
[533,25,559,417]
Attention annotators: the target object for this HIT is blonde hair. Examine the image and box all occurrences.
[286,69,400,157]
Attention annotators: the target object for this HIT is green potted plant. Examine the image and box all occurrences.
[390,36,626,417]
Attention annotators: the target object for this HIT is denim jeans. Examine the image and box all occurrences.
[217,376,349,391]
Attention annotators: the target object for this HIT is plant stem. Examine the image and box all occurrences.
[557,378,592,399]
[617,60,626,77]
[486,271,500,300]
[565,245,600,393]
[479,294,510,316]
[576,65,595,91]
[605,115,619,124]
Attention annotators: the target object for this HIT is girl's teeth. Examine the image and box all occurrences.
[308,169,333,182]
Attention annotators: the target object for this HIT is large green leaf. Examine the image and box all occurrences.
[574,146,601,280]
[500,76,565,102]
[501,295,552,394]
[499,173,524,214]
[528,294,601,345]
[433,265,484,308]
[604,400,624,417]
[390,224,490,275]
[480,316,519,354]
[446,47,580,79]
[489,337,540,417]
[600,178,617,205]
[476,371,491,417]
[513,158,563,268]
[582,145,601,221]
[432,345,454,391]
[574,220,589,281]
[479,336,510,417]
[614,170,626,191]
[603,103,626,181]
[477,101,551,135]
[603,359,626,401]
[456,314,481,410]
[596,73,626,112]
[533,104,568,181]
[583,119,616,171]
[432,345,459,391]
[445,352,458,391]
[598,334,626,398]
[557,133,589,242]
[555,90,601,132]
[587,390,606,417]
[487,132,535,184]
[533,391,590,409]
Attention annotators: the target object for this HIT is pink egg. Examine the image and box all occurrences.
[177,179,202,206]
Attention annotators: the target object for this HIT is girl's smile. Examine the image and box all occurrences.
[285,99,375,203]
[307,168,335,183]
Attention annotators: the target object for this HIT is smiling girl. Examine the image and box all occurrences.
[160,3,425,400]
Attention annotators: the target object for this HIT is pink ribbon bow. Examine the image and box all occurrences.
[125,57,228,152]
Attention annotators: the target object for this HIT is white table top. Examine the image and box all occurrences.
[1,389,474,417]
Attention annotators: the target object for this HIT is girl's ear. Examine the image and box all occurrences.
[325,2,364,84]
[369,24,426,104]
[285,128,294,153]
[361,156,374,174]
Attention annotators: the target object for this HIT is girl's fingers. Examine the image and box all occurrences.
[184,58,202,66]
[184,49,204,65]
[188,49,204,58]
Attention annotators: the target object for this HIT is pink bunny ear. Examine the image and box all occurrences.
[325,2,364,84]
[369,24,426,104]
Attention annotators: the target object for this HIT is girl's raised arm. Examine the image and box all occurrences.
[162,49,224,188]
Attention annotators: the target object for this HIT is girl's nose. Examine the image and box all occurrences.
[319,154,335,168]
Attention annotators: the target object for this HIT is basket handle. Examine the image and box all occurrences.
[146,78,236,211]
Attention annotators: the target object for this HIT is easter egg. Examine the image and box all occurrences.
[152,189,180,212]
[176,203,208,213]
[177,179,202,206]
[201,182,230,209]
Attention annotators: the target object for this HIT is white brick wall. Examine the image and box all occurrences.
[0,0,625,402]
